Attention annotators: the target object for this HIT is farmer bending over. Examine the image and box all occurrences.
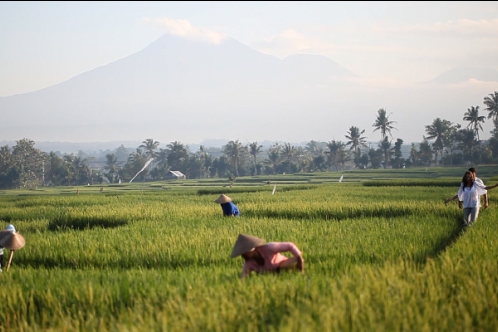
[230,234,304,279]
[215,194,240,217]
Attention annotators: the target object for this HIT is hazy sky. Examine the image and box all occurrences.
[1,1,497,97]
[1,1,498,145]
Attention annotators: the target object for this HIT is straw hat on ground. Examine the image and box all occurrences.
[230,234,265,258]
[215,194,232,204]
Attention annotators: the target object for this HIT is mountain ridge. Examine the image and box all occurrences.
[1,33,496,144]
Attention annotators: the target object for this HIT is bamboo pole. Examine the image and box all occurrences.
[6,250,14,271]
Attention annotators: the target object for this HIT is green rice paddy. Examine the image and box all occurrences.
[0,167,497,331]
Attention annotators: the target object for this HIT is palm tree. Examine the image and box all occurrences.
[223,140,244,177]
[126,148,148,181]
[104,153,120,183]
[311,142,326,170]
[325,140,344,171]
[156,148,169,169]
[345,126,368,166]
[372,108,397,140]
[295,146,313,172]
[62,155,75,186]
[71,155,89,185]
[484,91,498,122]
[167,141,188,171]
[139,138,159,160]
[248,142,263,175]
[280,142,296,174]
[424,118,453,166]
[264,144,281,175]
[195,145,208,178]
[305,140,323,157]
[463,106,486,140]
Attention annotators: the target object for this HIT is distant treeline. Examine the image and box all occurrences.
[2,93,498,190]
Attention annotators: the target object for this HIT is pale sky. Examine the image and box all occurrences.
[1,1,498,144]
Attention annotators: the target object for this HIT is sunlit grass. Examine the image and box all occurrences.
[0,175,497,331]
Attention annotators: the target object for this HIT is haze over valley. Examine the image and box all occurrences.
[1,2,497,151]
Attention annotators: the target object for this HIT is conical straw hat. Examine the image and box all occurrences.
[215,194,232,204]
[0,231,25,250]
[230,234,265,258]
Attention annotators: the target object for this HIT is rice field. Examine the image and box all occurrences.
[0,169,497,331]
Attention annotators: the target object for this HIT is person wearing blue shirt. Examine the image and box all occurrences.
[215,194,240,217]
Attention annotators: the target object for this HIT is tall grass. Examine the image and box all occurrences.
[0,180,496,331]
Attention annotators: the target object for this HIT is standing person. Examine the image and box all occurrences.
[215,194,240,217]
[444,171,498,226]
[446,167,489,208]
[469,167,489,208]
[230,234,304,279]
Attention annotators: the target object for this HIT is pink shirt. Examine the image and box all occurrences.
[242,242,302,277]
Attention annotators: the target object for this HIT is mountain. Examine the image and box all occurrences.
[422,65,498,84]
[0,33,359,143]
[1,33,495,145]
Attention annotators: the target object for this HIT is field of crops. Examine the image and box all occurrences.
[0,167,497,331]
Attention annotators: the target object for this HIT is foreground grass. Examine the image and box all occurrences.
[0,179,497,331]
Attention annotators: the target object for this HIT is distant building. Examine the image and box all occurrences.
[163,171,186,180]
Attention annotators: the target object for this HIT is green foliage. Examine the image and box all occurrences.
[0,169,497,331]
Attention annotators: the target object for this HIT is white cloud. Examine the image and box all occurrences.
[250,29,322,58]
[143,18,227,44]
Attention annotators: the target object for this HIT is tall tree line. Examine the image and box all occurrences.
[1,91,498,189]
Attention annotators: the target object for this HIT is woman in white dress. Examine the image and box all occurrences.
[446,171,498,226]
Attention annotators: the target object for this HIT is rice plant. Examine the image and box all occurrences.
[0,175,496,331]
